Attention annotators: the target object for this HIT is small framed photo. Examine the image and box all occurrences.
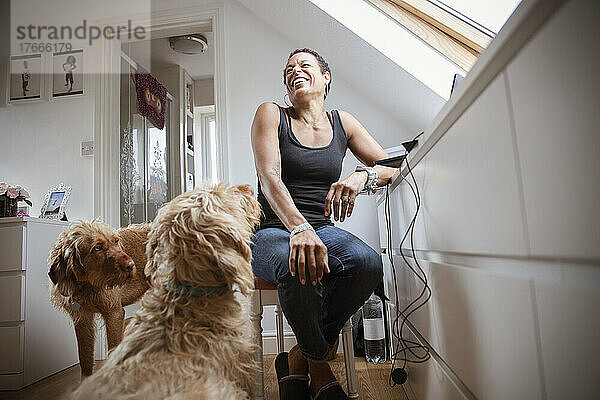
[8,53,43,103]
[52,49,84,98]
[40,183,71,220]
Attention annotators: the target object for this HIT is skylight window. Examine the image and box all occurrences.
[429,0,522,34]
[309,0,522,99]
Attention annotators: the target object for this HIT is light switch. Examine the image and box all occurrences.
[81,140,94,157]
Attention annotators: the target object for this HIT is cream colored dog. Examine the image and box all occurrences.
[71,183,262,399]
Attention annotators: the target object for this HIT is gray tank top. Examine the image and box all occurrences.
[257,104,348,230]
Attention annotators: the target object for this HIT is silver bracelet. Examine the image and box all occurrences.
[355,166,378,195]
[289,222,314,239]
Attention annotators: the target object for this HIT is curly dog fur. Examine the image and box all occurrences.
[48,219,150,376]
[71,183,262,399]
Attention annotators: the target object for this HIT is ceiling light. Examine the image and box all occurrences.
[169,34,208,55]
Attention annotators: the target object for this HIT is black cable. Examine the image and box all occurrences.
[384,134,431,387]
[389,159,431,378]
[396,158,431,363]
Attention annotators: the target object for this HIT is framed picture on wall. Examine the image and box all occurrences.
[40,183,71,220]
[52,49,84,98]
[8,53,43,103]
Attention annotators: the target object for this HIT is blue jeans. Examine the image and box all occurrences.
[251,225,383,361]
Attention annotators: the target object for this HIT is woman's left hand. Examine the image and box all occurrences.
[325,171,368,222]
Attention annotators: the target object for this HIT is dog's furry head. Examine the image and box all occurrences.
[48,219,135,295]
[145,183,262,296]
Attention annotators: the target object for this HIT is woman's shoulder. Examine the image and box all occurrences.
[334,109,359,139]
[335,109,355,121]
[252,102,282,131]
[256,101,281,112]
[255,102,283,117]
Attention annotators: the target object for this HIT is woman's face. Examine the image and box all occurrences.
[284,53,330,102]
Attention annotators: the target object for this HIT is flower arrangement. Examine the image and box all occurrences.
[0,182,32,217]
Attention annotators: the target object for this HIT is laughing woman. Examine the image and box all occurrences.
[251,48,396,400]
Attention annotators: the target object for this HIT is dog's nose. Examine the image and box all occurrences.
[122,260,134,272]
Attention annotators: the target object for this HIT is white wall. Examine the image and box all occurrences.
[0,95,95,220]
[380,1,600,399]
[193,78,214,106]
[237,0,445,134]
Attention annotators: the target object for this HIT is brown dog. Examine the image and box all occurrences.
[71,183,262,399]
[48,220,150,376]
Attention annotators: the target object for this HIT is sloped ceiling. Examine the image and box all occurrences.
[236,0,446,134]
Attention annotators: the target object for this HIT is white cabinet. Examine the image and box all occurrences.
[0,217,78,390]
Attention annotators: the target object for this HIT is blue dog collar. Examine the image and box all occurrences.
[166,282,229,296]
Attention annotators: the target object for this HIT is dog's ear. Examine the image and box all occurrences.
[48,230,86,286]
[64,243,86,281]
[48,249,65,285]
[48,230,71,285]
[215,237,255,296]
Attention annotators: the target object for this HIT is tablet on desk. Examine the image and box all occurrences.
[375,154,407,168]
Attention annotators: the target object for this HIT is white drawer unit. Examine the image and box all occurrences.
[0,217,78,390]
[0,326,24,374]
[0,224,26,271]
[0,275,25,321]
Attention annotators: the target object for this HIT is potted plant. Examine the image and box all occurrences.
[0,182,32,218]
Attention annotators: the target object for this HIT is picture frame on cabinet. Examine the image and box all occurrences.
[40,183,71,220]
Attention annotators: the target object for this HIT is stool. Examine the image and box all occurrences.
[250,277,359,399]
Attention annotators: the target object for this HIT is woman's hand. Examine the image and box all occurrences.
[289,229,330,286]
[325,171,368,222]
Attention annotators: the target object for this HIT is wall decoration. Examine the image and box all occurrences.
[40,183,71,220]
[52,49,84,98]
[8,53,42,102]
[131,62,167,129]
[120,127,141,225]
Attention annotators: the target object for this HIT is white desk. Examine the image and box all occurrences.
[0,217,78,390]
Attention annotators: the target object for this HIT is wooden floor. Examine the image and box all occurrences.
[0,354,408,400]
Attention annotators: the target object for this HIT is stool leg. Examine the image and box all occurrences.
[275,304,285,353]
[250,290,264,400]
[342,319,359,399]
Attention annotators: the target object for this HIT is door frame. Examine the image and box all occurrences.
[93,6,228,227]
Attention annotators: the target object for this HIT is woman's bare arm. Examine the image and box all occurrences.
[251,102,307,231]
[339,110,397,184]
[324,110,398,222]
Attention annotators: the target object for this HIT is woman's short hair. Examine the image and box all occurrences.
[284,48,332,99]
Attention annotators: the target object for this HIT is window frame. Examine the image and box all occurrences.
[197,105,218,184]
[367,0,495,72]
